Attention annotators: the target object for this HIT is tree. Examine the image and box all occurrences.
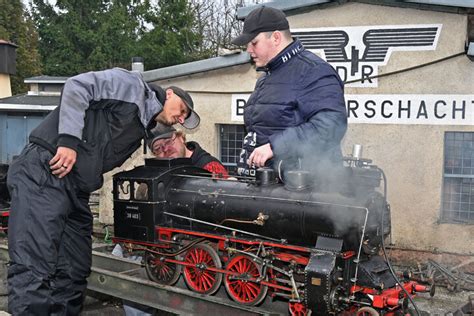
[137,0,205,70]
[29,0,258,77]
[88,0,150,70]
[31,0,149,75]
[31,0,208,75]
[33,0,109,75]
[190,0,243,57]
[0,0,41,95]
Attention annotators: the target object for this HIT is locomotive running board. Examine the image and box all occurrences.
[0,244,286,315]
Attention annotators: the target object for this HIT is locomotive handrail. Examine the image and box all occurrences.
[169,188,372,211]
[163,212,282,243]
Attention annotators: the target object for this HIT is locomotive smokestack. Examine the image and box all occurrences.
[352,144,363,160]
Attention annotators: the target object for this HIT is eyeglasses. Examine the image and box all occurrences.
[153,134,177,154]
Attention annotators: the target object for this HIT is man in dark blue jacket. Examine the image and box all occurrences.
[6,68,200,315]
[232,6,347,179]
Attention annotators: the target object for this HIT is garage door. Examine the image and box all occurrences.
[0,113,46,164]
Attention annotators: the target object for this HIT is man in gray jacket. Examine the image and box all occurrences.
[6,68,200,315]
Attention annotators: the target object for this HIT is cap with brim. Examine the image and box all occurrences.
[168,86,200,129]
[149,83,166,104]
[148,84,200,130]
[231,6,289,46]
[147,124,176,151]
[232,33,259,47]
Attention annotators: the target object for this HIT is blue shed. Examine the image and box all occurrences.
[0,76,64,164]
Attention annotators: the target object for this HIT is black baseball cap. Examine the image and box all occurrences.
[149,83,200,129]
[231,6,289,46]
[147,124,176,151]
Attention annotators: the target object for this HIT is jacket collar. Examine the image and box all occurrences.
[143,82,164,130]
[257,39,304,73]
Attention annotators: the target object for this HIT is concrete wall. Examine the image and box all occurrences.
[0,74,11,98]
[100,3,473,254]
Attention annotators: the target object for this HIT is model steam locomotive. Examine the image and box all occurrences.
[112,153,433,315]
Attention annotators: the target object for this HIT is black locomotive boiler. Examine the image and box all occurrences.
[112,156,432,315]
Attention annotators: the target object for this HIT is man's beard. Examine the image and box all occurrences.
[156,114,175,126]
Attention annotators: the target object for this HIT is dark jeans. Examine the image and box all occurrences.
[7,144,92,315]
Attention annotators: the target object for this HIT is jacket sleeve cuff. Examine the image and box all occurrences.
[57,134,81,151]
[268,134,282,156]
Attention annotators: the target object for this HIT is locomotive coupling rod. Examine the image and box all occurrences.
[163,212,282,243]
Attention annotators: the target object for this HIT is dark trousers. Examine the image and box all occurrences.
[6,144,92,315]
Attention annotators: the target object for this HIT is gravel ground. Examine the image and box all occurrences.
[413,287,472,315]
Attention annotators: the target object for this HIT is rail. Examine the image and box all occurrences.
[0,244,286,315]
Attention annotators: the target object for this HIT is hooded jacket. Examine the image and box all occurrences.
[29,68,163,192]
[238,39,347,176]
[187,141,228,178]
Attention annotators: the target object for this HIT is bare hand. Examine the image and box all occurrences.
[247,143,273,168]
[50,147,77,178]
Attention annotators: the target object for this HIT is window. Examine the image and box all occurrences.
[117,180,131,200]
[219,124,245,173]
[441,132,474,223]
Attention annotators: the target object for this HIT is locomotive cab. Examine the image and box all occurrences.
[113,157,207,242]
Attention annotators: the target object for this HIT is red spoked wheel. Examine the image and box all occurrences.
[183,243,222,294]
[145,248,182,285]
[356,307,380,316]
[224,255,268,305]
[289,302,308,316]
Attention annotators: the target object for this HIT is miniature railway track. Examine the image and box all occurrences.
[0,244,286,315]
